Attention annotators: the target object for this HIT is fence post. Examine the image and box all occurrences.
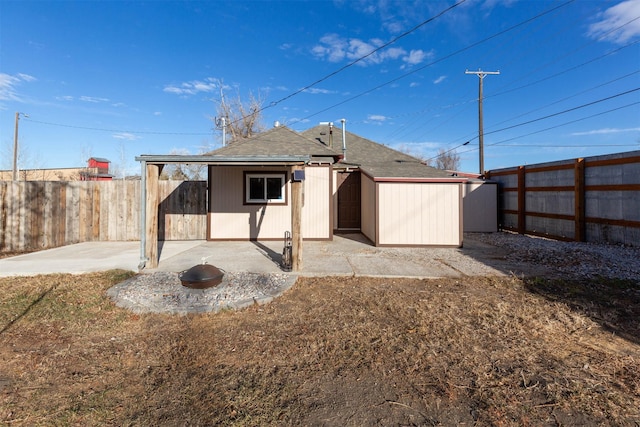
[574,158,585,242]
[517,166,526,234]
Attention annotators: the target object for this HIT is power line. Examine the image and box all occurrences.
[445,62,640,148]
[483,87,640,138]
[444,101,640,161]
[492,69,639,126]
[422,98,640,164]
[488,39,640,101]
[385,0,592,143]
[488,101,640,147]
[24,118,213,136]
[395,18,639,149]
[288,0,576,127]
[259,0,469,114]
[493,143,639,147]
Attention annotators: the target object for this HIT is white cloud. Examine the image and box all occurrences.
[17,73,36,82]
[164,77,220,96]
[409,82,420,88]
[153,111,162,116]
[384,21,404,33]
[57,95,74,101]
[112,132,141,141]
[312,33,348,62]
[402,49,431,65]
[367,114,388,122]
[570,127,640,136]
[303,87,337,95]
[380,47,406,61]
[588,0,640,44]
[312,33,414,66]
[433,75,447,84]
[0,72,36,102]
[79,95,110,103]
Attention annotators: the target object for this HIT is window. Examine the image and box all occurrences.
[245,172,287,204]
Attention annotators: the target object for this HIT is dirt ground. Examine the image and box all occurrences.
[0,270,639,426]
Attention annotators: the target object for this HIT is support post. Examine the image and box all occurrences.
[291,165,303,271]
[145,163,162,268]
[139,161,147,270]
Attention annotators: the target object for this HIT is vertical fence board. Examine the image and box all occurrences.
[56,184,66,247]
[1,180,206,252]
[68,183,81,244]
[127,181,139,240]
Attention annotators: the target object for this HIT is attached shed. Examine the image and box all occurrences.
[303,126,467,247]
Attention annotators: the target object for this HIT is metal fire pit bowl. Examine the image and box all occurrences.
[179,264,224,289]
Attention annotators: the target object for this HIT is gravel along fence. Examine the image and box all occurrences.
[471,231,640,283]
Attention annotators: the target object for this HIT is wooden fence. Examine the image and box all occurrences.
[0,180,207,252]
[486,150,640,246]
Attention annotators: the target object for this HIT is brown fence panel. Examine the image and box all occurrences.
[487,150,640,246]
[0,180,207,252]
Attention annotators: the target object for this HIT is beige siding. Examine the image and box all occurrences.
[463,182,498,232]
[302,165,331,239]
[377,182,461,246]
[360,174,376,243]
[209,165,331,240]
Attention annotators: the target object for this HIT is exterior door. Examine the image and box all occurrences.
[337,171,361,229]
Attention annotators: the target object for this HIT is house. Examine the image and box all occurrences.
[80,157,114,181]
[136,123,496,269]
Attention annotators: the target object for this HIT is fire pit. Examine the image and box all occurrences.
[179,264,224,289]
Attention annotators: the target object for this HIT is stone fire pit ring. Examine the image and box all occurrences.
[107,271,297,315]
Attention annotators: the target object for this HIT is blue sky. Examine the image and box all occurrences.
[1,0,639,176]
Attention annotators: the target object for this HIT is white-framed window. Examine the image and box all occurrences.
[244,172,287,204]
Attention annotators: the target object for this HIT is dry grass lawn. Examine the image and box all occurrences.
[1,271,638,426]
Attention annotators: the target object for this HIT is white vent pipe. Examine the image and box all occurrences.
[340,118,346,161]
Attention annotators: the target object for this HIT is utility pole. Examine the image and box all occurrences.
[465,69,499,175]
[12,112,28,181]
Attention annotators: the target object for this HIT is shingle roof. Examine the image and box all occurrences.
[301,126,456,179]
[206,125,338,159]
[203,125,462,179]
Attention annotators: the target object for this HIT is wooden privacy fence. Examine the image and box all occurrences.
[0,180,207,252]
[486,150,640,246]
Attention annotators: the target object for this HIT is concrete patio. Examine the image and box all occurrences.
[0,233,519,278]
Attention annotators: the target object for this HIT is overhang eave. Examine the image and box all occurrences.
[135,154,310,165]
